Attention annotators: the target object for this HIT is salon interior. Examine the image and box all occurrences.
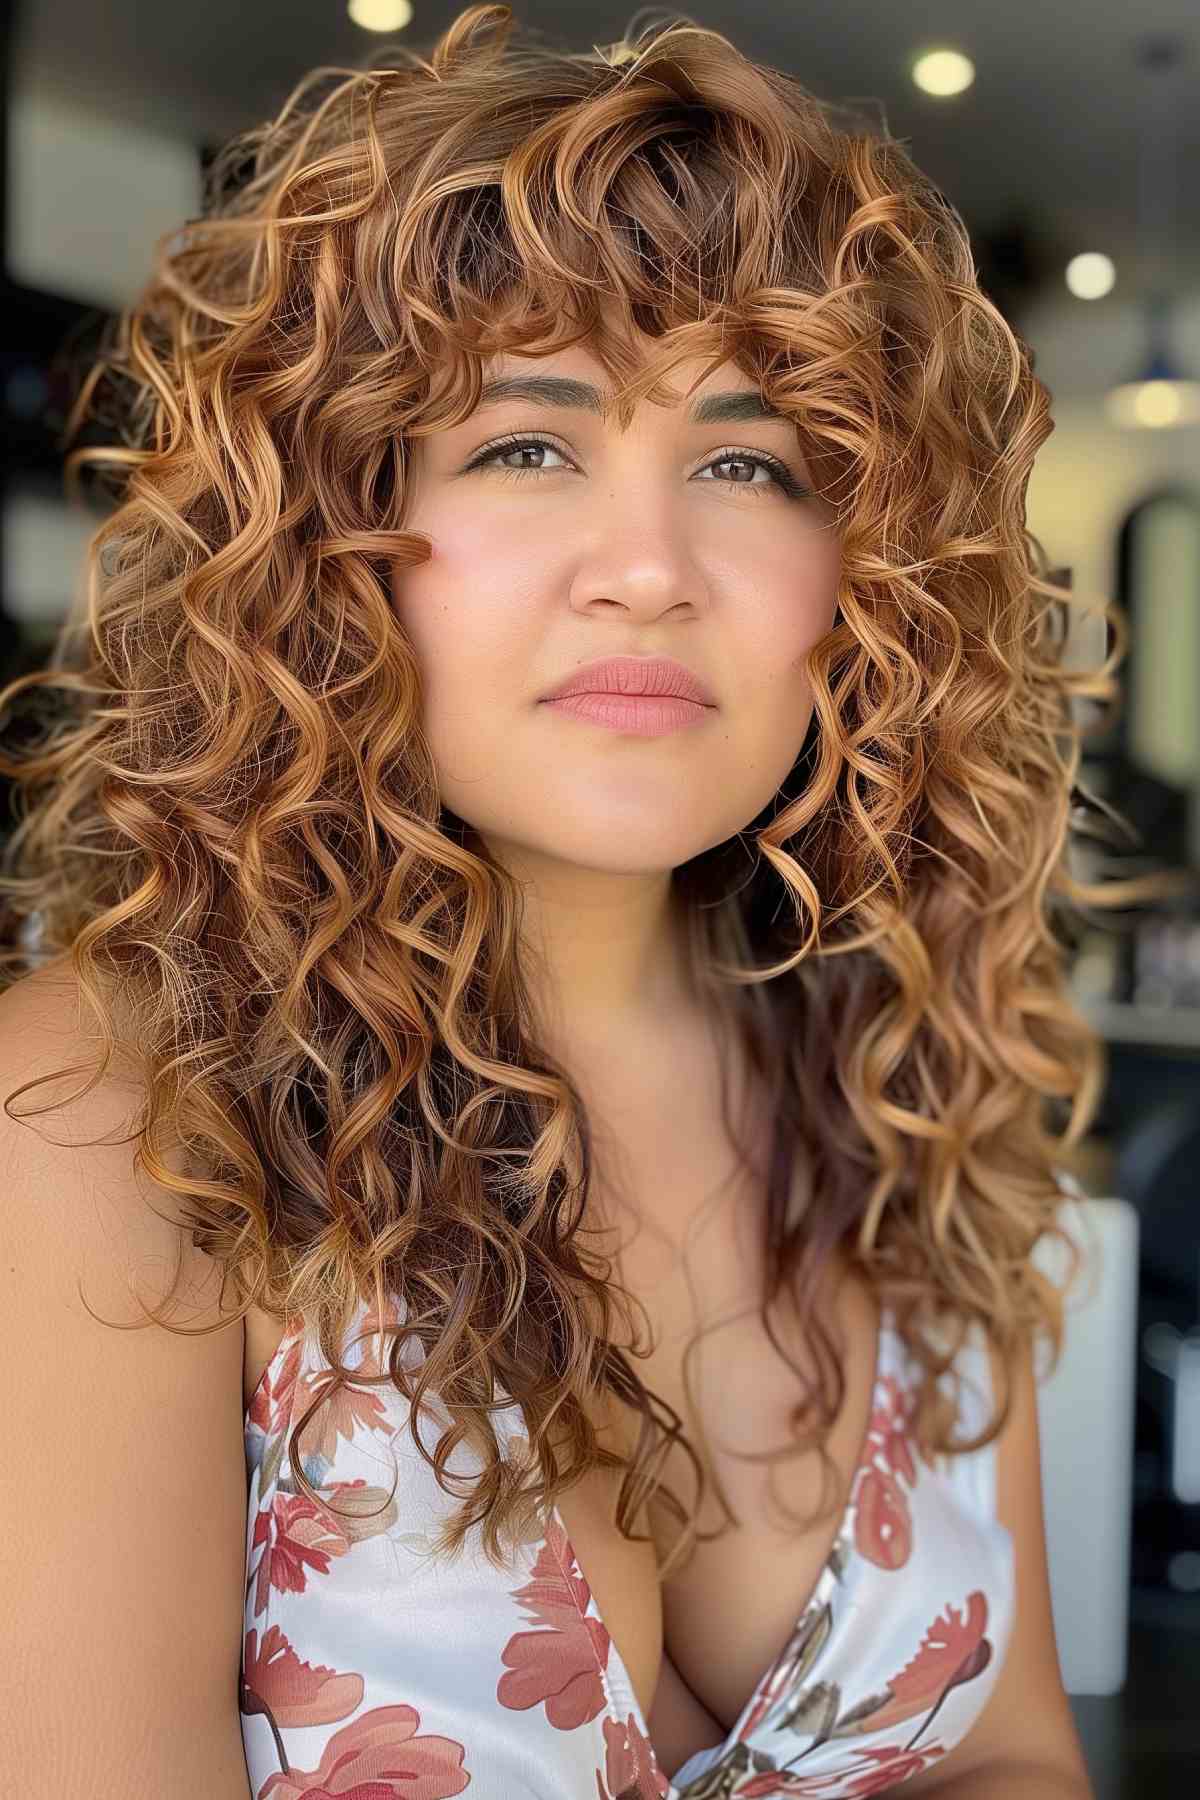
[0,3,1197,1792]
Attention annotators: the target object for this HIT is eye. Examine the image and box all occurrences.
[694,450,809,499]
[462,432,812,500]
[464,433,574,478]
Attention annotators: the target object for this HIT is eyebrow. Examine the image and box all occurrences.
[473,374,789,426]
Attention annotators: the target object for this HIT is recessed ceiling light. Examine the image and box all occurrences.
[348,0,413,33]
[911,49,975,99]
[1066,253,1117,301]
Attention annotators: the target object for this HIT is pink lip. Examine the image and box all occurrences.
[539,655,716,707]
[541,692,711,736]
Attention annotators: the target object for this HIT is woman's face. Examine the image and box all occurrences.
[389,341,842,881]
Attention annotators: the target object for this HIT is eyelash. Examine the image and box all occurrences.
[462,431,811,501]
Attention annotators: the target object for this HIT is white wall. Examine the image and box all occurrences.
[4,84,203,637]
[8,82,201,313]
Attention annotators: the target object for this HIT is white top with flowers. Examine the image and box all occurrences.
[240,1291,1014,1799]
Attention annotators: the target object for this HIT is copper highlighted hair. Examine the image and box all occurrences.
[0,5,1185,1575]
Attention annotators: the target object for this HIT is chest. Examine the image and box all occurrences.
[549,1086,882,1771]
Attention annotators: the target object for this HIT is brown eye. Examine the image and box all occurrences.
[465,433,811,500]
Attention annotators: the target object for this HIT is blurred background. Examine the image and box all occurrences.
[1,3,1197,1792]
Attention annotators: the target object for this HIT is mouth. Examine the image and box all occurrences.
[539,690,714,738]
[538,656,717,708]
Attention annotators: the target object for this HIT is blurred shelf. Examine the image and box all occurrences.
[1079,1000,1200,1054]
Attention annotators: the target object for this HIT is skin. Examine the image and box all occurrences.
[389,333,843,1064]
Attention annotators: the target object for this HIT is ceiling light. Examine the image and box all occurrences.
[348,0,413,33]
[911,49,975,99]
[1105,294,1200,429]
[1066,253,1116,302]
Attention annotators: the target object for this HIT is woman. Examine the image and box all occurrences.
[0,8,1173,1797]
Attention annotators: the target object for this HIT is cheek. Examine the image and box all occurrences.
[391,534,539,683]
[390,582,552,770]
[752,568,840,699]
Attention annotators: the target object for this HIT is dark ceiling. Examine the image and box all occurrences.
[14,0,1200,316]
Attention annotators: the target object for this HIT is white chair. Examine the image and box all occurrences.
[1031,1179,1140,1695]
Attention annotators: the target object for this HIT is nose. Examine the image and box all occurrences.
[567,491,709,620]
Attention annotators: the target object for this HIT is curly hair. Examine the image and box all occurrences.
[0,3,1185,1578]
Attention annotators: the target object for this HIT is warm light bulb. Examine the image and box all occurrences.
[911,49,975,98]
[1105,378,1200,430]
[347,0,413,32]
[1133,382,1186,427]
[1065,253,1116,301]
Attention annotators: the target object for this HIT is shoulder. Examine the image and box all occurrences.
[0,946,139,1046]
[0,955,215,1314]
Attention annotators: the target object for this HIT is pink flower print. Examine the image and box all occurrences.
[853,1465,912,1570]
[252,1489,353,1618]
[251,1700,472,1798]
[867,1374,919,1485]
[601,1710,671,1799]
[301,1372,396,1466]
[496,1516,609,1729]
[247,1329,306,1440]
[853,1374,920,1570]
[733,1740,946,1797]
[242,1623,364,1730]
[835,1741,948,1795]
[845,1591,992,1741]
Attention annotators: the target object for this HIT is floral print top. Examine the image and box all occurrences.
[240,1293,1015,1799]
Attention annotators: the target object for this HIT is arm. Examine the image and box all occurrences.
[901,1758,1092,1798]
[1,969,254,1797]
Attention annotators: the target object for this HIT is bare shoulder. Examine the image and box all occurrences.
[0,950,143,1122]
[0,950,241,1401]
[0,948,143,1085]
[0,954,205,1305]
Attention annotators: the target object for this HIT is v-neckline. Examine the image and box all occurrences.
[543,1301,894,1795]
